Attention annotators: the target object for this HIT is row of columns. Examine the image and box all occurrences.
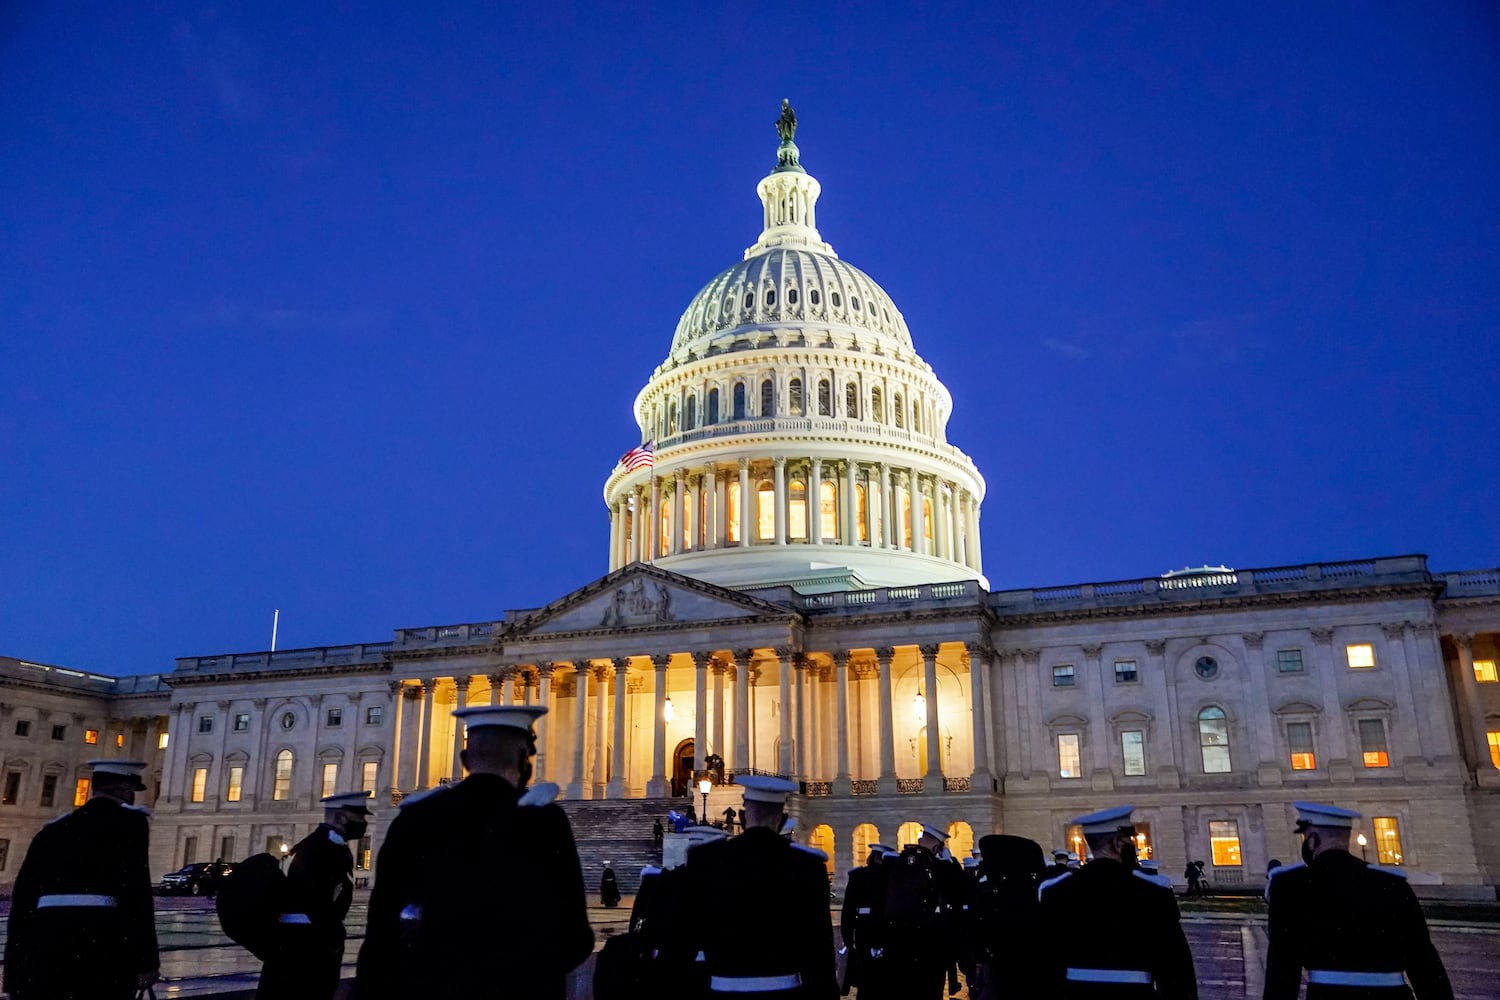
[608,459,981,573]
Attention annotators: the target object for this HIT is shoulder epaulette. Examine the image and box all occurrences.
[1370,864,1408,880]
[518,781,560,807]
[1266,861,1305,880]
[1038,870,1073,899]
[639,865,662,878]
[1133,869,1173,889]
[397,785,448,809]
[792,842,828,862]
[122,803,151,815]
[43,811,70,826]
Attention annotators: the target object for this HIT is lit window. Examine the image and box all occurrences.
[321,763,338,799]
[1114,660,1138,683]
[234,713,250,732]
[1052,664,1076,687]
[1198,707,1231,773]
[1058,734,1081,778]
[820,481,838,541]
[198,716,214,734]
[73,778,90,806]
[158,732,169,749]
[1121,730,1146,776]
[1475,660,1498,683]
[84,729,99,745]
[727,482,741,543]
[191,767,207,803]
[326,708,343,728]
[1209,820,1242,866]
[1276,649,1304,673]
[817,379,831,416]
[273,750,293,800]
[789,377,803,416]
[227,766,244,802]
[366,705,383,726]
[1346,643,1376,669]
[922,496,933,548]
[1358,719,1389,768]
[362,761,378,794]
[115,733,124,748]
[871,387,883,423]
[1287,722,1316,770]
[788,479,807,540]
[757,480,775,541]
[1373,816,1403,865]
[854,483,868,542]
[1488,732,1500,770]
[2,772,21,805]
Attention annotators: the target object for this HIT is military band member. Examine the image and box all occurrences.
[1263,802,1453,1000]
[1038,805,1197,999]
[259,790,373,999]
[840,842,894,995]
[354,705,593,1000]
[673,774,837,998]
[4,759,159,1000]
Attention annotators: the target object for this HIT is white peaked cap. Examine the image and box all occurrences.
[453,705,547,732]
[737,773,798,805]
[320,791,374,813]
[1293,801,1361,829]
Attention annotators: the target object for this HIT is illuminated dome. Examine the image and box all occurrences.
[603,103,987,591]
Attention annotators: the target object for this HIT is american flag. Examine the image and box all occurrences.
[620,441,655,471]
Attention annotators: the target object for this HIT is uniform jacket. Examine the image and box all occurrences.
[3,797,158,1000]
[287,823,356,938]
[1263,850,1453,1000]
[1038,857,1197,1000]
[353,774,593,1000]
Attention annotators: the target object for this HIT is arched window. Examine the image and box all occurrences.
[273,749,293,801]
[846,382,859,418]
[810,288,821,306]
[733,383,747,420]
[757,480,776,541]
[788,287,799,305]
[853,823,881,867]
[894,393,905,429]
[760,379,775,417]
[820,481,838,541]
[922,496,934,548]
[789,378,804,416]
[912,400,921,433]
[947,821,974,862]
[684,395,696,432]
[855,483,868,542]
[809,824,835,878]
[681,489,693,549]
[871,387,884,423]
[668,402,678,436]
[789,479,807,540]
[1199,707,1231,773]
[897,821,923,848]
[743,291,754,309]
[727,481,741,543]
[817,379,831,416]
[707,389,720,425]
[831,291,842,308]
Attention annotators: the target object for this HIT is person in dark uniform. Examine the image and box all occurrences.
[354,705,592,1000]
[1038,805,1197,999]
[873,823,964,1000]
[1047,849,1075,881]
[601,862,623,907]
[259,791,373,999]
[671,773,837,998]
[840,842,893,996]
[970,834,1048,1000]
[1263,802,1453,1000]
[4,759,159,1000]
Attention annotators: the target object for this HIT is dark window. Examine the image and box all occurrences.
[1052,664,1076,687]
[743,292,753,309]
[831,292,842,308]
[13,721,29,738]
[2,773,20,805]
[871,387,884,423]
[0,839,10,870]
[366,706,384,726]
[845,383,858,418]
[668,402,677,435]
[1195,656,1220,680]
[39,775,57,808]
[50,725,66,741]
[1276,649,1304,673]
[280,712,296,731]
[234,713,250,732]
[809,288,821,305]
[787,287,799,305]
[788,378,803,415]
[817,379,831,416]
[184,835,198,865]
[894,393,904,428]
[733,384,747,419]
[1115,660,1138,683]
[760,379,774,416]
[765,288,776,306]
[219,835,235,861]
[198,716,214,734]
[326,709,343,728]
[707,389,720,424]
[851,296,860,310]
[684,396,696,431]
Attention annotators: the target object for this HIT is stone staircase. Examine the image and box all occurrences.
[559,788,745,894]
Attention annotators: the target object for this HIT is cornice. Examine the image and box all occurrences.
[387,644,494,664]
[167,661,393,686]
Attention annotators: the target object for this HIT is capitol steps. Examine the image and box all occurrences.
[558,790,746,894]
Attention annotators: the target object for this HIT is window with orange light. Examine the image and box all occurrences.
[1345,643,1376,669]
[84,729,99,745]
[1475,659,1498,683]
[1373,817,1403,865]
[1287,722,1316,770]
[73,778,90,806]
[1358,719,1389,768]
[1486,731,1500,770]
[1209,821,1242,866]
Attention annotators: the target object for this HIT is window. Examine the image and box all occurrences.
[733,383,747,420]
[760,379,774,416]
[234,713,250,732]
[115,733,124,748]
[854,483,868,542]
[1346,643,1376,669]
[191,767,208,803]
[73,778,89,806]
[831,291,842,308]
[707,388,720,424]
[184,835,198,865]
[1114,660,1138,683]
[1373,817,1403,865]
[0,840,9,870]
[321,763,338,799]
[1058,734,1081,778]
[366,705,383,726]
[1198,707,1231,773]
[84,728,99,745]
[198,715,214,734]
[789,378,803,416]
[158,732,169,749]
[817,379,831,416]
[845,382,858,418]
[684,395,696,431]
[787,287,799,305]
[227,766,244,802]
[893,392,904,428]
[50,725,66,741]
[2,773,20,805]
[326,709,343,728]
[1276,649,1304,673]
[809,288,821,306]
[220,835,235,862]
[273,750,294,800]
[871,387,883,423]
[788,479,807,540]
[1287,722,1316,770]
[820,481,838,541]
[851,295,860,310]
[765,288,775,306]
[40,775,57,808]
[1194,656,1220,680]
[727,481,741,543]
[1052,664,1076,687]
[1121,731,1146,776]
[362,761,379,794]
[1475,659,1498,683]
[358,836,373,871]
[757,480,775,541]
[1208,821,1242,866]
[667,401,677,435]
[912,401,921,433]
[1358,719,1389,768]
[743,291,753,308]
[13,720,28,738]
[1487,731,1500,769]
[280,712,296,730]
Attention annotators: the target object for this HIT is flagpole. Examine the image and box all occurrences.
[271,609,280,652]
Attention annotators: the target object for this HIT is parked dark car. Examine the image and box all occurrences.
[159,861,235,896]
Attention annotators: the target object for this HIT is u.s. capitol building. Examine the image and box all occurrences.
[3,111,1498,898]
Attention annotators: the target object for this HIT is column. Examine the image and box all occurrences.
[958,491,973,567]
[647,655,669,797]
[536,665,554,782]
[921,644,942,779]
[738,459,751,548]
[1454,634,1492,772]
[450,676,470,782]
[608,502,620,571]
[809,665,822,778]
[1380,623,1427,763]
[879,465,893,549]
[734,650,753,772]
[592,664,608,798]
[510,671,525,706]
[398,686,422,791]
[909,472,924,555]
[948,489,962,564]
[843,460,858,545]
[793,656,808,778]
[773,456,788,545]
[1309,629,1351,766]
[693,653,709,772]
[688,473,702,551]
[416,682,437,790]
[669,471,683,555]
[834,652,851,792]
[487,673,504,706]
[567,665,588,799]
[608,658,628,797]
[714,465,729,550]
[649,475,661,561]
[934,483,949,561]
[388,682,405,797]
[810,456,824,545]
[971,500,983,575]
[876,647,896,791]
[711,660,726,757]
[631,487,644,563]
[967,644,992,783]
[778,650,793,775]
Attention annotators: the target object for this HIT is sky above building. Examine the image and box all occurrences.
[3,3,1497,675]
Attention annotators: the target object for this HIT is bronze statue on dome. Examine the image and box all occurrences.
[776,99,798,142]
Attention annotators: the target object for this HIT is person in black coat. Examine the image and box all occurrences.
[1038,805,1197,1000]
[840,843,893,995]
[4,759,159,1000]
[354,705,593,1000]
[601,863,622,907]
[1264,802,1452,1000]
[258,790,373,1000]
[970,834,1048,1000]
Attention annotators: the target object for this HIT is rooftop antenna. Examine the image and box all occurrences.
[271,609,280,652]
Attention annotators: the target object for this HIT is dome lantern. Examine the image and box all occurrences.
[746,100,835,259]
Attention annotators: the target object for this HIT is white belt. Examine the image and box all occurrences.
[278,913,312,924]
[37,893,117,908]
[1067,968,1152,984]
[856,907,871,914]
[710,973,802,992]
[1308,970,1407,987]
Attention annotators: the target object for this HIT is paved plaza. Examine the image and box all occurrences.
[0,893,1495,998]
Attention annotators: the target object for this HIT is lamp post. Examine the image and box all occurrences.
[1356,833,1368,861]
[279,842,290,872]
[698,778,711,825]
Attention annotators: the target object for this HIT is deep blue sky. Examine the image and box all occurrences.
[3,4,1497,676]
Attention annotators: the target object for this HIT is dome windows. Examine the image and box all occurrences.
[845,382,859,418]
[894,393,904,429]
[707,389,720,425]
[684,395,697,432]
[809,289,821,306]
[732,383,747,420]
[765,289,776,307]
[789,378,804,416]
[723,297,733,315]
[744,292,754,309]
[831,291,842,308]
[760,379,775,417]
[871,386,884,423]
[851,296,861,311]
[817,379,831,416]
[787,287,799,305]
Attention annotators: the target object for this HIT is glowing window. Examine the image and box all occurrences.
[1209,821,1242,866]
[1058,734,1081,778]
[1122,730,1146,775]
[321,763,338,799]
[845,382,858,418]
[871,387,883,423]
[1276,649,1304,673]
[191,767,207,803]
[922,496,933,547]
[855,483,868,542]
[727,482,741,543]
[894,392,904,428]
[1373,816,1403,865]
[1346,643,1376,669]
[817,379,831,416]
[820,481,837,541]
[658,502,669,557]
[1475,659,1498,683]
[1489,731,1500,769]
[115,733,124,748]
[1053,664,1075,687]
[84,729,99,745]
[1358,719,1389,768]
[897,820,923,848]
[760,379,774,416]
[158,732,169,749]
[789,479,807,540]
[1114,660,1138,683]
[362,761,378,794]
[1198,707,1231,773]
[853,823,881,866]
[789,378,804,416]
[757,481,775,541]
[681,489,693,548]
[227,766,243,802]
[899,489,910,549]
[74,778,90,807]
[273,750,293,801]
[1287,722,1316,770]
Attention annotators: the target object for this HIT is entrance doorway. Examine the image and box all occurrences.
[671,739,695,799]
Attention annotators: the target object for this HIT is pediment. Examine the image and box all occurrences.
[1274,700,1322,716]
[1047,713,1090,728]
[503,563,798,638]
[1345,697,1393,712]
